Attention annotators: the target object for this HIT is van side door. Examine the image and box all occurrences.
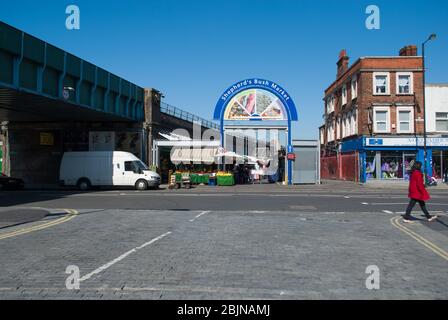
[121,161,140,186]
[112,161,125,186]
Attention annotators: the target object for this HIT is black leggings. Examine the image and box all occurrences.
[404,199,431,219]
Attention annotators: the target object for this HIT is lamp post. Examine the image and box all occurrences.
[422,33,436,185]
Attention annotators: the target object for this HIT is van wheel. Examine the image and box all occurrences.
[77,178,91,191]
[135,180,147,191]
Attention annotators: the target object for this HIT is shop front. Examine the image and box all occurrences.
[365,150,416,181]
[342,136,448,183]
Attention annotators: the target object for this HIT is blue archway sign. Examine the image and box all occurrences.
[214,78,298,185]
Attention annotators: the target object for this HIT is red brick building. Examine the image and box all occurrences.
[319,46,434,182]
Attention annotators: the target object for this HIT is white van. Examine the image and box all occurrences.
[59,151,160,190]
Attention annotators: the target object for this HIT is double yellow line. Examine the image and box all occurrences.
[0,209,78,240]
[390,216,448,261]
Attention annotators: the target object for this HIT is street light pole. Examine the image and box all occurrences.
[421,34,436,185]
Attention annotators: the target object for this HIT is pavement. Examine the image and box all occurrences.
[0,180,447,300]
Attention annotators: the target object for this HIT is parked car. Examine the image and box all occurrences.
[59,151,160,190]
[0,173,25,190]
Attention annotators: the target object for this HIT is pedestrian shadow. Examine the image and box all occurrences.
[434,216,448,229]
[415,215,448,228]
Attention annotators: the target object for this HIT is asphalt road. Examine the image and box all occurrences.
[0,183,447,299]
[1,184,448,213]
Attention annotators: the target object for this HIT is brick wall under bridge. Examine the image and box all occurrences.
[321,151,360,182]
[2,89,219,187]
[2,122,145,187]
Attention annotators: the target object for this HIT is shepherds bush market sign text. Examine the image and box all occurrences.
[214,78,298,122]
[220,79,291,103]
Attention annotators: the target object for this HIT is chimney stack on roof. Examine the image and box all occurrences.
[399,45,418,56]
[337,49,350,78]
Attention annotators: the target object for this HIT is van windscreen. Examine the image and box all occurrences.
[135,161,149,170]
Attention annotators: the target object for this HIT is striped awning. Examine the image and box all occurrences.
[170,147,217,164]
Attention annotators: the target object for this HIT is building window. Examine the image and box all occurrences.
[366,151,377,180]
[381,151,403,179]
[327,121,335,142]
[329,94,335,112]
[342,85,347,106]
[325,95,335,114]
[344,114,348,137]
[397,107,414,133]
[396,72,413,94]
[432,150,448,182]
[373,107,390,133]
[436,112,448,132]
[351,111,357,135]
[351,76,358,100]
[373,72,390,95]
[347,112,353,136]
[336,117,340,140]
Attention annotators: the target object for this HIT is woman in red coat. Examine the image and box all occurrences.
[403,161,437,223]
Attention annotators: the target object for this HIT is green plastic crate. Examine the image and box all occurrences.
[217,175,235,186]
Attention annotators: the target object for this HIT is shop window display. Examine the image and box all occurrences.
[366,153,376,180]
[433,150,442,180]
[432,150,448,182]
[381,152,403,179]
[403,154,416,181]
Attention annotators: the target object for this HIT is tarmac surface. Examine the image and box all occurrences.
[0,180,447,299]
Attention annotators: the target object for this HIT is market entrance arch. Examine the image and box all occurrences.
[214,78,298,185]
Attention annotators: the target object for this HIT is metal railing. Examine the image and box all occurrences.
[160,102,220,130]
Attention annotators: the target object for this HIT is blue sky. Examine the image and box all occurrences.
[1,0,447,139]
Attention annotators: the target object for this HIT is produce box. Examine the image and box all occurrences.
[217,175,235,186]
[190,173,199,184]
[198,174,210,184]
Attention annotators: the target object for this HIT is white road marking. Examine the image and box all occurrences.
[344,196,350,199]
[79,231,171,282]
[372,203,408,205]
[189,211,210,222]
[382,210,394,214]
[361,202,369,205]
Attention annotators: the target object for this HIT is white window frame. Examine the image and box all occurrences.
[327,121,335,142]
[373,72,390,95]
[396,106,414,133]
[342,85,347,106]
[351,76,358,100]
[330,94,335,112]
[373,107,391,133]
[342,114,347,138]
[351,110,357,135]
[336,117,340,140]
[435,112,448,132]
[347,112,352,136]
[396,72,414,95]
